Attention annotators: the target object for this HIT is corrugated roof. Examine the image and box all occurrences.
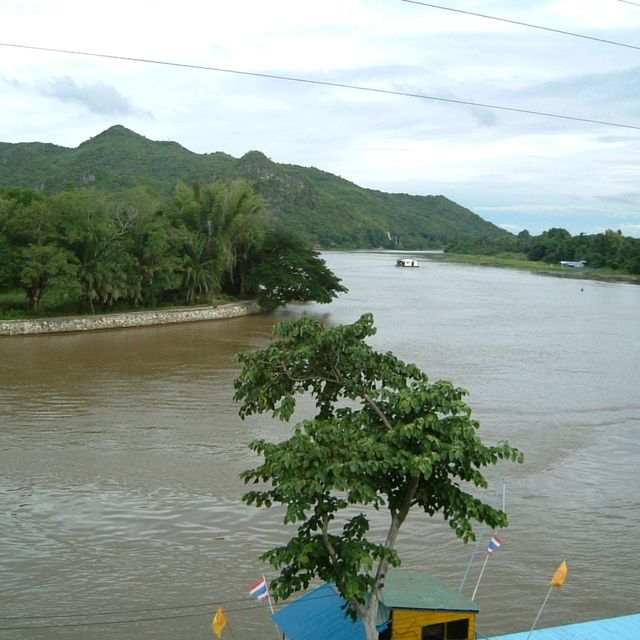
[272,583,366,640]
[488,613,640,640]
[272,571,477,640]
[380,570,479,613]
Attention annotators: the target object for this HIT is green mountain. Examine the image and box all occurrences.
[0,125,509,248]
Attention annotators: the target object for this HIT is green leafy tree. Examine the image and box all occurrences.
[207,179,266,293]
[53,190,134,312]
[0,197,21,291]
[171,180,266,300]
[179,229,218,304]
[110,188,179,306]
[586,229,625,269]
[527,227,574,263]
[19,243,81,311]
[234,314,523,640]
[243,230,347,309]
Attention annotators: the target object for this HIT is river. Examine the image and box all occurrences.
[1,251,639,639]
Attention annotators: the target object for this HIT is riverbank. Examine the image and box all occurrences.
[0,300,262,336]
[427,252,640,284]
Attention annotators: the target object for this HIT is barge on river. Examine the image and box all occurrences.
[396,258,419,267]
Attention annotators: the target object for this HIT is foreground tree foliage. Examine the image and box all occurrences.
[0,182,345,315]
[234,314,523,640]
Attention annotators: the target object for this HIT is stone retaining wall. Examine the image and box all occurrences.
[0,301,262,337]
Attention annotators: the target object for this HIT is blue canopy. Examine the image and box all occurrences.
[272,583,367,640]
[489,613,640,640]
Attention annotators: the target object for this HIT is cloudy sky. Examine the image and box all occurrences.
[1,0,639,236]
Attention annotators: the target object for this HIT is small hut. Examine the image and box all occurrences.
[273,570,479,640]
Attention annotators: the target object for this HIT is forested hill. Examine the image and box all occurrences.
[0,125,509,248]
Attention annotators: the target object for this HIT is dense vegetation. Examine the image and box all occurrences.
[0,182,346,317]
[0,125,509,249]
[445,227,640,275]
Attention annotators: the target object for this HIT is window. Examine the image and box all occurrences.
[422,623,445,639]
[421,619,469,640]
[447,619,469,640]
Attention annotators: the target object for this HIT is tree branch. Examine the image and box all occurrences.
[372,475,421,593]
[322,513,366,619]
[280,360,341,385]
[362,391,393,431]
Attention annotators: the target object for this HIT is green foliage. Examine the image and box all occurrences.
[0,180,345,316]
[0,126,509,249]
[235,314,522,637]
[169,179,267,303]
[19,243,81,311]
[446,227,640,276]
[243,230,347,309]
[528,227,574,263]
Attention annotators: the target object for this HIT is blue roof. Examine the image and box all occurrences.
[272,583,366,640]
[489,613,640,640]
[272,571,475,640]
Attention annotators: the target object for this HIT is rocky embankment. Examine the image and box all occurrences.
[0,301,261,336]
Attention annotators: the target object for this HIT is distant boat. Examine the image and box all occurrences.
[559,260,587,268]
[396,258,419,267]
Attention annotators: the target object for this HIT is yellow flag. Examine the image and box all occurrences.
[550,560,568,589]
[211,606,228,639]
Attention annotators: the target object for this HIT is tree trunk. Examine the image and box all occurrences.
[363,605,380,640]
[361,476,420,640]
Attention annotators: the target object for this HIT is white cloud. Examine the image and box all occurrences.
[0,0,639,236]
[35,76,147,116]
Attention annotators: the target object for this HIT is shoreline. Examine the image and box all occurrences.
[421,252,640,284]
[0,300,262,337]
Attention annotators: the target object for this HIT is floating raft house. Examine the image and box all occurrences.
[273,570,479,640]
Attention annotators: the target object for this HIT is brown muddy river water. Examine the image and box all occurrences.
[1,251,639,639]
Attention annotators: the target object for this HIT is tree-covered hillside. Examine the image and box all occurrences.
[0,126,509,248]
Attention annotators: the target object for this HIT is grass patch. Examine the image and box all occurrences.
[435,253,640,283]
[0,290,30,319]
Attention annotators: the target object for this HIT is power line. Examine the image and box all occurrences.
[0,610,216,632]
[0,596,248,621]
[0,591,335,631]
[399,0,640,51]
[1,42,639,131]
[616,0,640,6]
[0,600,272,631]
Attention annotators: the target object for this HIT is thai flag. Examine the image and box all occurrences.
[487,532,504,555]
[248,577,269,601]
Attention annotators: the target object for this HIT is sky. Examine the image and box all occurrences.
[1,0,639,237]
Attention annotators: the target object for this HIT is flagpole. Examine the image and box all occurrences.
[459,532,484,593]
[263,575,282,640]
[459,480,504,593]
[226,621,238,640]
[525,585,553,640]
[471,553,490,601]
[264,575,275,616]
[526,560,568,640]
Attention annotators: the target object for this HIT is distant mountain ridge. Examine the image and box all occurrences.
[0,125,509,248]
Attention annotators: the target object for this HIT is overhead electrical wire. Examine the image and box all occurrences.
[0,610,218,632]
[0,591,336,631]
[615,0,640,6]
[399,0,640,51]
[0,595,254,621]
[0,600,275,630]
[1,42,639,131]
